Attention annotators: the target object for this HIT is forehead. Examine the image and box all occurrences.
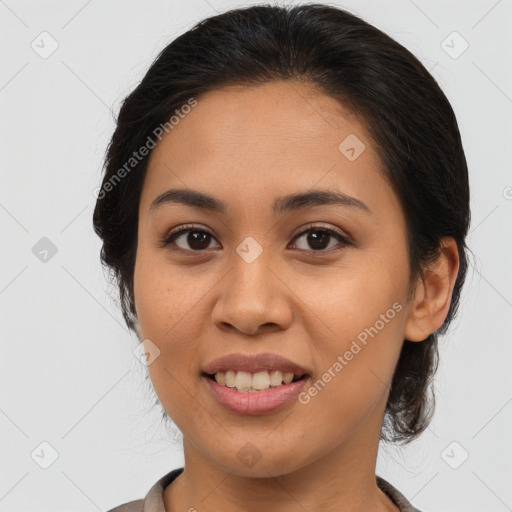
[150,80,368,160]
[141,80,394,218]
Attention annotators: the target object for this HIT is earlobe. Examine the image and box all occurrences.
[404,237,460,342]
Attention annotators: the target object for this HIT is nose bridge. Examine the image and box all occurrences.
[229,239,276,306]
[212,239,292,334]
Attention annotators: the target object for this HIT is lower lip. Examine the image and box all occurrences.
[202,374,310,415]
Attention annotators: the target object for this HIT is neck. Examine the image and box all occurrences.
[164,400,399,512]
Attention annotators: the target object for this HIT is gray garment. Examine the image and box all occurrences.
[106,467,422,512]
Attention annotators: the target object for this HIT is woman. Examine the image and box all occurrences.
[94,3,470,511]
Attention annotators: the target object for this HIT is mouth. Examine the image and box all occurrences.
[202,370,310,393]
[202,370,311,415]
[201,352,313,402]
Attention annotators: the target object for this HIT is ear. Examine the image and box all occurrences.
[404,237,460,342]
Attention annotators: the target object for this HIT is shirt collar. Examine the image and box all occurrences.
[142,468,421,512]
[143,467,183,512]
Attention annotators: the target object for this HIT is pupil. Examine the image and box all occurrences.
[188,231,210,250]
[308,231,328,250]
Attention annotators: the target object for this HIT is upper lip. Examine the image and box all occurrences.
[202,352,311,377]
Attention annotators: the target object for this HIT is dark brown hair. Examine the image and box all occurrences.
[93,3,471,445]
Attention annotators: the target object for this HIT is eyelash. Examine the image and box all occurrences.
[159,223,352,255]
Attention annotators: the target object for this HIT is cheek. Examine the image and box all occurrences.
[133,248,212,373]
[299,303,405,441]
[297,251,408,411]
[299,249,408,344]
[133,248,191,353]
[134,261,172,337]
[133,253,204,420]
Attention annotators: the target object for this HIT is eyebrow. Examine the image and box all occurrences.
[149,187,371,216]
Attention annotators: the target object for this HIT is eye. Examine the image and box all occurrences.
[160,224,220,252]
[160,223,352,254]
[289,224,352,252]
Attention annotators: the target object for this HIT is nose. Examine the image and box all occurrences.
[211,252,293,336]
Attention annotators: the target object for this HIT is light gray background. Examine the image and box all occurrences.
[1,0,511,511]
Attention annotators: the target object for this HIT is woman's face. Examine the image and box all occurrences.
[133,80,418,476]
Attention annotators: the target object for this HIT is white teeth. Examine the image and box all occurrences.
[212,369,303,392]
[224,370,236,388]
[269,370,282,386]
[252,371,270,390]
[235,371,252,390]
[283,372,294,384]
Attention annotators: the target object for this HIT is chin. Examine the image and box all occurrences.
[202,439,310,478]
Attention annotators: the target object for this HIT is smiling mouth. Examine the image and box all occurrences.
[203,370,309,393]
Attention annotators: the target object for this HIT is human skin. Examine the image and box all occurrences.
[132,80,459,512]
